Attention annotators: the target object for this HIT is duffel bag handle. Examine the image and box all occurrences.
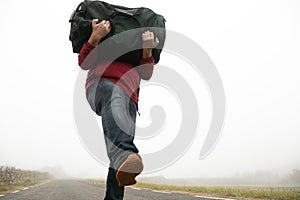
[69,2,87,22]
[100,1,144,17]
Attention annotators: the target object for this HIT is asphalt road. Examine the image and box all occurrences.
[0,179,233,200]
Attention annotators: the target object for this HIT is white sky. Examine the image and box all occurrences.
[0,0,300,180]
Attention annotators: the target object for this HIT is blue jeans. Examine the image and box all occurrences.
[86,80,139,200]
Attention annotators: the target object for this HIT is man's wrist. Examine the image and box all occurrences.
[88,34,102,47]
[88,39,98,47]
[143,49,152,58]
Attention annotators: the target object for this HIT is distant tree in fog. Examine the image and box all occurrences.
[289,169,300,183]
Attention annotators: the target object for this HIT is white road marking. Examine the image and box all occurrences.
[194,195,236,200]
[131,187,142,190]
[152,190,172,194]
[0,182,51,196]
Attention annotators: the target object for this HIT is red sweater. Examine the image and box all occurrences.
[78,42,155,107]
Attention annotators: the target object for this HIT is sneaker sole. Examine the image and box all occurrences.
[116,154,143,187]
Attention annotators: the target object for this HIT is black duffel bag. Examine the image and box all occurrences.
[69,0,166,66]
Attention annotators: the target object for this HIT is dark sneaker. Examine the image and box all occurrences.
[116,154,144,187]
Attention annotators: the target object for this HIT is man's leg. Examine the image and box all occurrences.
[98,80,139,170]
[87,80,143,198]
[104,167,124,200]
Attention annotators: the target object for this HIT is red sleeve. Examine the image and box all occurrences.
[78,42,98,70]
[137,56,155,80]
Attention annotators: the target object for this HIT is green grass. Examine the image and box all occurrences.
[87,179,105,184]
[133,182,300,200]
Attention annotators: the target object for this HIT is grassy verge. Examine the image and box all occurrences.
[133,182,300,200]
[87,179,105,184]
[0,180,47,194]
[87,179,300,200]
